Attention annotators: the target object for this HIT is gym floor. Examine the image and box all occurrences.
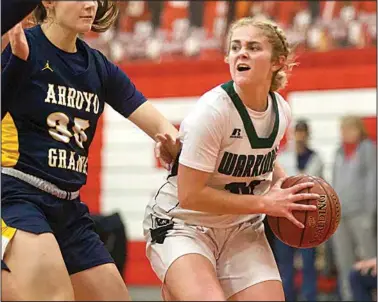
[129,287,161,301]
[128,286,340,301]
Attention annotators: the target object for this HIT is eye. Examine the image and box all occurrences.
[231,44,240,51]
[249,45,261,51]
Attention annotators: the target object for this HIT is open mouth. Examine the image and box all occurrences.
[236,63,251,72]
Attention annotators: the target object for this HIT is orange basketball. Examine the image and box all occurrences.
[268,175,341,248]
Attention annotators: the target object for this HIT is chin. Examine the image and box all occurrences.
[233,77,253,87]
[77,25,93,34]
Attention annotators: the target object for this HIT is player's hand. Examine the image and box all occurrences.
[354,258,377,276]
[264,177,319,228]
[155,133,181,170]
[8,23,29,61]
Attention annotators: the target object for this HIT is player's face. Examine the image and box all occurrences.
[295,130,309,145]
[51,1,98,33]
[341,124,361,144]
[226,25,280,88]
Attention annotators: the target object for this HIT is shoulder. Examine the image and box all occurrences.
[78,40,128,82]
[199,85,235,113]
[273,91,291,123]
[310,149,324,163]
[188,85,231,121]
[361,138,376,147]
[23,25,47,49]
[80,39,105,60]
[360,139,376,152]
[16,26,39,52]
[79,39,109,68]
[180,85,231,136]
[77,38,115,73]
[24,25,40,40]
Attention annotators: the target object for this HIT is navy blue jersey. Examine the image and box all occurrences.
[2,25,146,191]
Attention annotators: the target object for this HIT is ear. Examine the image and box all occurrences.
[224,56,229,64]
[42,1,54,9]
[272,55,285,72]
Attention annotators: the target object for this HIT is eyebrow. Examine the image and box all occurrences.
[231,40,262,45]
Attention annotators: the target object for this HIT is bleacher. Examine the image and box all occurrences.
[82,1,376,63]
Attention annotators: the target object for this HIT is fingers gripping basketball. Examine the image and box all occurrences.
[268,175,341,248]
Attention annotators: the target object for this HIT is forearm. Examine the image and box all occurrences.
[272,161,288,185]
[154,115,178,141]
[128,101,178,141]
[145,115,178,143]
[2,34,10,52]
[180,185,267,215]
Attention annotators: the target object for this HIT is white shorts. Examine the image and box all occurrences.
[145,219,281,299]
[2,219,17,260]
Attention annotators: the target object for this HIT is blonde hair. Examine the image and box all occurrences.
[226,17,297,91]
[340,115,368,140]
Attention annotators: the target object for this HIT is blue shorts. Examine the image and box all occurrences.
[1,173,114,275]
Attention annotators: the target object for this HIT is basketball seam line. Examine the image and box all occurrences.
[310,176,333,242]
[298,185,310,247]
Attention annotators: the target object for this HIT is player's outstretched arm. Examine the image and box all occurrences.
[128,102,178,142]
[178,164,318,228]
[1,0,40,36]
[100,56,179,149]
[7,23,29,61]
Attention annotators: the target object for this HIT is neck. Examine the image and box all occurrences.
[344,141,359,146]
[233,82,270,112]
[41,22,78,53]
[296,144,307,154]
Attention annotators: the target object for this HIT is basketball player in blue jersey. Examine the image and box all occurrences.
[1,1,178,301]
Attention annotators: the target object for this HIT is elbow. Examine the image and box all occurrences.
[179,198,191,210]
[178,195,193,210]
[178,190,197,210]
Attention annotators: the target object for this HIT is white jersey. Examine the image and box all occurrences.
[145,81,291,229]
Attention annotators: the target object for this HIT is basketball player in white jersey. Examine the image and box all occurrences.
[144,17,320,301]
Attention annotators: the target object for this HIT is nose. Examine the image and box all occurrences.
[84,0,97,8]
[238,47,249,59]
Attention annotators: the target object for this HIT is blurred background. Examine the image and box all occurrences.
[10,0,377,301]
[84,0,377,63]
